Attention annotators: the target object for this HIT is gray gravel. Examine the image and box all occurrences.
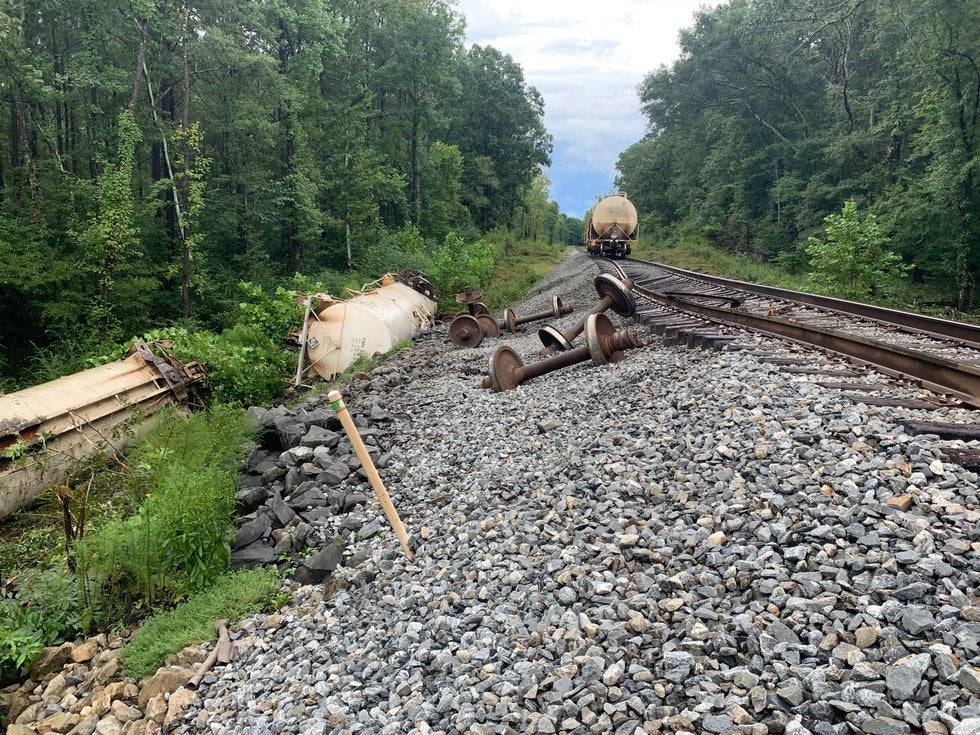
[174,250,980,735]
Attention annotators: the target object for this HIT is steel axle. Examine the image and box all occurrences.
[539,274,635,352]
[485,313,648,391]
[502,295,574,334]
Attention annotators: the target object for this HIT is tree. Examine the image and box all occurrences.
[80,110,142,340]
[805,200,909,300]
[514,173,560,244]
[616,0,980,306]
[450,45,552,229]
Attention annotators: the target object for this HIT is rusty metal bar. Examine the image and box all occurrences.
[187,619,233,690]
[641,260,980,349]
[640,288,980,407]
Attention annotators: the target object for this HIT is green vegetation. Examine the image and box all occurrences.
[480,238,569,310]
[75,406,252,630]
[0,0,581,388]
[0,406,257,681]
[121,569,278,680]
[617,0,980,310]
[0,567,78,681]
[805,201,910,302]
[632,236,808,290]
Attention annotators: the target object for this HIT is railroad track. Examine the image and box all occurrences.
[595,256,980,411]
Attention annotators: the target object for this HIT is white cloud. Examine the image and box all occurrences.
[454,0,725,216]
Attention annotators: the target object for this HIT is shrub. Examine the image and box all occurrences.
[0,601,44,682]
[170,326,291,406]
[75,406,251,630]
[357,225,432,278]
[236,281,305,343]
[431,233,497,312]
[121,569,278,680]
[805,200,911,300]
[0,568,79,682]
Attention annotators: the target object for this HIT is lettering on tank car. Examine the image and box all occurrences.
[349,336,368,351]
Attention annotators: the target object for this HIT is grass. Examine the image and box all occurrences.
[121,569,279,680]
[632,234,980,323]
[481,240,569,310]
[0,459,136,579]
[631,236,809,290]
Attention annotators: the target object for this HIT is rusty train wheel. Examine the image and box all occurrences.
[475,313,501,339]
[586,313,622,365]
[488,345,524,392]
[538,324,573,352]
[551,295,565,318]
[594,274,636,317]
[449,315,484,348]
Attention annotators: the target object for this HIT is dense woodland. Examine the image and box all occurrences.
[0,0,574,385]
[617,0,980,308]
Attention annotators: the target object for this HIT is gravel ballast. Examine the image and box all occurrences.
[175,250,980,735]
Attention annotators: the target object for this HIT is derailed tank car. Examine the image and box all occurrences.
[585,193,638,258]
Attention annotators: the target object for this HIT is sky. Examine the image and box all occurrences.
[454,0,723,219]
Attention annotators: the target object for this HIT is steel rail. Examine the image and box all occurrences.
[650,289,980,406]
[625,257,980,348]
[595,257,980,407]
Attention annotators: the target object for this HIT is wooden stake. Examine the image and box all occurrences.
[327,390,413,560]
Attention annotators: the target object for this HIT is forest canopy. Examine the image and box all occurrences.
[0,0,558,379]
[616,0,980,309]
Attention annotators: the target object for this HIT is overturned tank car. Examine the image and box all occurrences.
[0,342,203,519]
[297,271,437,382]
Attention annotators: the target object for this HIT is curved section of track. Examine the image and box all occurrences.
[596,256,980,408]
[634,260,980,348]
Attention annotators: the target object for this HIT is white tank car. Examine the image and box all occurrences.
[586,193,638,258]
[303,273,437,381]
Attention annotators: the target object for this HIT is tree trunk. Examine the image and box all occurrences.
[410,114,420,224]
[130,20,148,111]
[284,104,301,273]
[346,215,352,272]
[162,83,177,249]
[88,87,98,179]
[13,90,41,225]
[9,98,19,211]
[180,18,191,319]
[53,30,64,159]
